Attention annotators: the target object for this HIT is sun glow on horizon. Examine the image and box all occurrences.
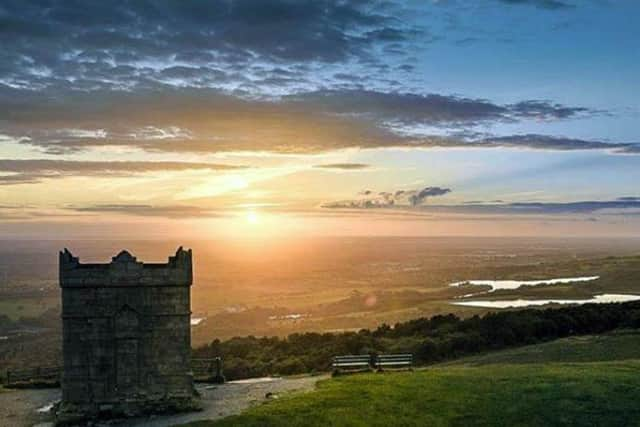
[246,210,259,225]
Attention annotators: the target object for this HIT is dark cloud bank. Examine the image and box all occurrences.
[0,0,629,160]
[0,0,575,94]
[1,0,628,158]
[0,0,415,91]
[286,90,593,123]
[2,86,632,156]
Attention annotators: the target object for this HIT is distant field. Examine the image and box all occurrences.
[3,238,640,342]
[0,297,58,321]
[185,331,640,427]
[3,237,640,362]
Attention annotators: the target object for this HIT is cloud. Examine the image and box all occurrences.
[0,0,616,163]
[0,0,621,160]
[313,163,371,170]
[497,0,574,10]
[408,187,452,206]
[506,100,590,120]
[0,87,402,155]
[464,200,505,204]
[322,186,451,209]
[320,200,383,209]
[0,0,420,94]
[67,204,223,219]
[503,200,640,214]
[285,90,596,125]
[0,208,34,221]
[475,134,640,153]
[1,86,610,156]
[57,129,107,139]
[0,204,82,220]
[322,197,640,215]
[0,159,248,185]
[128,126,192,140]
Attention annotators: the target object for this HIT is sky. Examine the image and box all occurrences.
[1,0,639,239]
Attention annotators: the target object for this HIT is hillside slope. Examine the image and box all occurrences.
[184,331,640,427]
[445,329,640,366]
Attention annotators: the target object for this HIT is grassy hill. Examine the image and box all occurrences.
[184,331,640,427]
[445,329,640,366]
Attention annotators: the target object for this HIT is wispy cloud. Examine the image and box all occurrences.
[497,0,574,10]
[0,159,249,185]
[287,90,596,124]
[474,134,640,154]
[323,197,640,215]
[322,186,452,209]
[67,204,224,219]
[313,163,371,170]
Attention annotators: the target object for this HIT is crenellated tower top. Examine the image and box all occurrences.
[59,246,192,287]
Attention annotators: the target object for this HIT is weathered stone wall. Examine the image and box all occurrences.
[58,247,197,420]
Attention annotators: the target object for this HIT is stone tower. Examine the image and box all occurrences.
[57,247,198,421]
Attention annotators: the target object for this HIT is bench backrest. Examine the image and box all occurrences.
[375,354,413,367]
[332,355,371,367]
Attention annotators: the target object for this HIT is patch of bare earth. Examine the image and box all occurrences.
[0,375,327,427]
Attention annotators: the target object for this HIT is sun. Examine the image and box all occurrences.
[246,211,259,224]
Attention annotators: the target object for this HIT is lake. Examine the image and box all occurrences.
[451,293,640,308]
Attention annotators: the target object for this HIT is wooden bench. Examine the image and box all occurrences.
[332,355,372,373]
[374,354,413,370]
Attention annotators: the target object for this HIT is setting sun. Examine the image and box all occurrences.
[246,211,259,225]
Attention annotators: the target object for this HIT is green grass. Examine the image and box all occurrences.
[183,331,640,427]
[185,363,640,427]
[445,329,640,366]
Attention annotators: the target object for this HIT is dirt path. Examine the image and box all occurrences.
[127,375,327,427]
[0,375,328,427]
[0,387,60,427]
